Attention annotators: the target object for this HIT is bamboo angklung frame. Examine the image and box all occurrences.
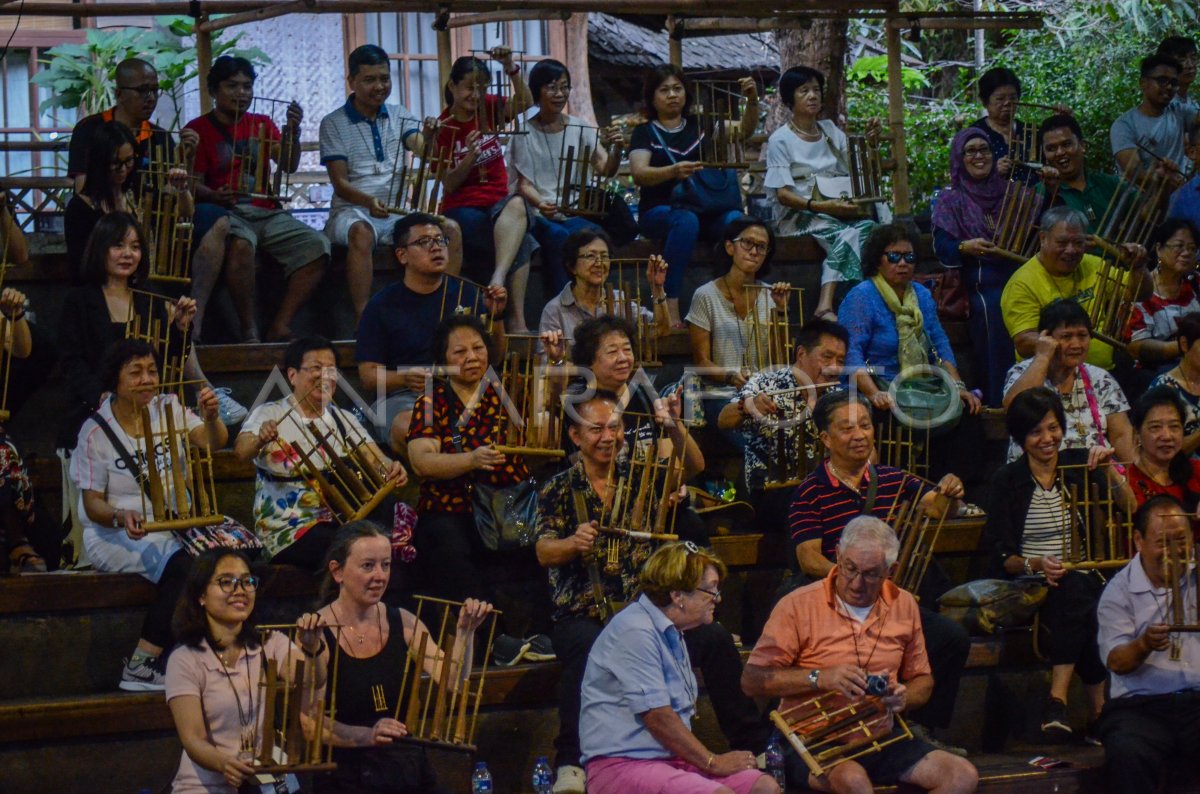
[277,400,396,525]
[874,416,931,482]
[1055,462,1134,570]
[759,393,820,492]
[989,169,1042,264]
[693,79,749,168]
[135,380,223,533]
[225,96,297,204]
[770,693,912,778]
[555,122,610,220]
[846,131,892,206]
[393,595,501,752]
[496,334,565,458]
[0,231,18,423]
[886,479,948,598]
[742,283,804,373]
[1007,120,1038,170]
[124,289,190,397]
[601,258,661,366]
[470,50,529,139]
[595,412,686,575]
[1087,163,1163,349]
[1162,529,1200,660]
[250,623,338,774]
[384,121,453,216]
[438,273,496,334]
[137,138,195,284]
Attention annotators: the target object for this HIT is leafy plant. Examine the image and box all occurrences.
[31,16,270,128]
[847,55,931,91]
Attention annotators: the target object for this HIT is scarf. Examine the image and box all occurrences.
[931,127,1009,243]
[872,274,927,371]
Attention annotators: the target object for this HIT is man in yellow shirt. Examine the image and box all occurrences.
[1001,206,1149,370]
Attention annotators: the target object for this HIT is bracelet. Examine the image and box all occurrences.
[2,310,23,322]
[705,753,714,771]
[1023,556,1034,576]
[550,358,565,367]
[652,294,668,305]
[805,198,813,212]
[302,639,326,658]
[506,65,520,76]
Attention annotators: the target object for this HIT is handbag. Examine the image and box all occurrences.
[872,367,963,434]
[89,408,263,556]
[451,431,540,552]
[914,268,969,322]
[937,578,1048,634]
[650,125,743,217]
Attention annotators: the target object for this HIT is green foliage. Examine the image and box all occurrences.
[31,16,270,127]
[847,56,931,91]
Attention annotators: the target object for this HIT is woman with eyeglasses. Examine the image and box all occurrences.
[1124,219,1200,367]
[630,64,758,328]
[578,541,778,794]
[969,67,1044,183]
[983,387,1134,742]
[166,549,326,792]
[70,338,228,692]
[509,59,628,295]
[932,126,1046,406]
[842,224,981,415]
[64,121,141,275]
[538,228,668,353]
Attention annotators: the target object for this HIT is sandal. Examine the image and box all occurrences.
[10,544,47,573]
[814,308,838,322]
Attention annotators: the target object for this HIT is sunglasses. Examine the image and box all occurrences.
[883,251,917,264]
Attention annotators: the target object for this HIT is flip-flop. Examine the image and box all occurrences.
[10,545,47,573]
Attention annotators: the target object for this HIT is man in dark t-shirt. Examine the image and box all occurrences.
[356,212,506,453]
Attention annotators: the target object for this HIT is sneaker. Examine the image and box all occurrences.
[1083,718,1103,747]
[523,634,556,662]
[119,655,165,692]
[1040,697,1073,739]
[214,387,248,426]
[909,723,968,757]
[492,634,531,667]
[552,765,586,794]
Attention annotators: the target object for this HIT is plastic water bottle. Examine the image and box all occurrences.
[766,735,786,788]
[532,756,553,793]
[471,761,493,794]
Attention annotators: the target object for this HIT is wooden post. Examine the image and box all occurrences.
[435,9,452,98]
[667,16,683,69]
[196,23,214,114]
[884,11,910,217]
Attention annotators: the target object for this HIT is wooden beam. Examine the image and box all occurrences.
[435,9,452,101]
[195,0,316,32]
[446,9,568,28]
[667,16,683,69]
[679,11,1042,36]
[884,9,910,217]
[885,14,1041,30]
[196,25,214,114]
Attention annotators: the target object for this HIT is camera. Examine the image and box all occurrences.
[865,674,890,697]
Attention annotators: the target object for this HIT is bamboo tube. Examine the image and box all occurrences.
[404,631,428,730]
[260,658,278,766]
[163,408,189,518]
[467,607,499,745]
[771,710,823,778]
[306,421,371,503]
[429,634,454,740]
[139,406,166,521]
[629,440,656,531]
[293,441,355,519]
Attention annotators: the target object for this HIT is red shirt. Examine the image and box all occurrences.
[1127,459,1200,507]
[185,111,281,209]
[436,95,508,211]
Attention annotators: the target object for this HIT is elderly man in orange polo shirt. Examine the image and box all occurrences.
[742,517,978,794]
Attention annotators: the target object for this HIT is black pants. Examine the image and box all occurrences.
[550,616,769,769]
[907,605,970,730]
[1037,570,1107,685]
[1098,691,1200,794]
[271,521,338,572]
[142,550,192,649]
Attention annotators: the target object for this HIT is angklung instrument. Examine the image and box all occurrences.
[874,415,931,482]
[224,95,299,205]
[751,380,837,492]
[248,622,338,774]
[437,273,497,333]
[554,122,617,220]
[814,119,895,220]
[692,79,752,168]
[469,49,530,139]
[494,333,565,458]
[770,691,913,778]
[1160,522,1200,661]
[392,595,501,752]
[600,258,663,367]
[124,288,190,392]
[133,379,223,533]
[0,230,22,423]
[885,473,948,598]
[136,137,195,284]
[988,164,1043,264]
[383,120,451,217]
[1054,462,1134,571]
[741,283,804,373]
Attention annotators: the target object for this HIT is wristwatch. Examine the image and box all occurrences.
[112,510,123,529]
[808,669,820,690]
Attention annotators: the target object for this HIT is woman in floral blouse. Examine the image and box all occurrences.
[407,315,530,603]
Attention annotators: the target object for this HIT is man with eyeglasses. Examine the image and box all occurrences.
[1157,36,1199,119]
[356,211,507,454]
[744,516,979,793]
[67,58,195,192]
[535,392,768,794]
[1111,54,1195,183]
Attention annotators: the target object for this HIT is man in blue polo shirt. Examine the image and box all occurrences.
[1168,119,1200,229]
[320,44,463,320]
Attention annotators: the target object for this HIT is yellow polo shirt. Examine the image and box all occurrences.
[1000,253,1114,370]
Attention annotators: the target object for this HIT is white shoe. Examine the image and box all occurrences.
[552,765,586,794]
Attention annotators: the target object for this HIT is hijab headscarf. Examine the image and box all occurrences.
[932,127,1010,243]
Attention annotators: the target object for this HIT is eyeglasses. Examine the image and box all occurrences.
[111,156,137,170]
[299,364,337,376]
[962,146,992,159]
[1162,241,1199,254]
[839,560,886,585]
[577,252,611,266]
[733,237,769,255]
[695,586,722,601]
[1148,75,1181,89]
[988,92,1020,105]
[405,235,449,251]
[212,575,260,593]
[117,84,161,98]
[883,251,917,264]
[544,82,572,96]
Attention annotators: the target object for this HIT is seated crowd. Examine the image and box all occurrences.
[8,33,1200,794]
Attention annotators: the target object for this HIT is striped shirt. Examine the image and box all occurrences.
[1021,481,1071,559]
[789,462,921,558]
[318,98,420,210]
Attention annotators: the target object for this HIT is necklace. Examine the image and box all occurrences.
[652,118,686,134]
[212,644,258,759]
[835,595,887,677]
[787,119,822,141]
[331,601,383,651]
[828,460,867,494]
[1177,363,1200,395]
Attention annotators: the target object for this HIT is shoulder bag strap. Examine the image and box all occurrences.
[89,408,151,500]
[649,124,679,165]
[861,463,880,514]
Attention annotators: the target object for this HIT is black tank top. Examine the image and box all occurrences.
[324,606,411,744]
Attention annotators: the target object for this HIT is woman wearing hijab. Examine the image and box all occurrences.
[932,126,1046,406]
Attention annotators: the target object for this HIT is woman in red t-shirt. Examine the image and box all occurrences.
[1128,385,1200,513]
[436,50,534,332]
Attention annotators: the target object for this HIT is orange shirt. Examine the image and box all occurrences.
[747,567,930,717]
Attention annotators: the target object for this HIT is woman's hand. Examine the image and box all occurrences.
[737,76,758,103]
[996,155,1012,177]
[672,161,705,181]
[935,474,965,501]
[1087,444,1113,470]
[296,611,324,655]
[959,388,982,415]
[0,287,26,319]
[173,296,198,333]
[197,386,220,423]
[600,124,624,148]
[456,598,494,632]
[881,682,908,713]
[868,390,893,410]
[483,284,508,317]
[461,130,482,165]
[960,238,998,259]
[770,281,790,310]
[367,717,408,746]
[1034,330,1059,361]
[647,255,668,292]
[120,508,146,540]
[489,46,515,72]
[709,749,759,777]
[726,369,749,389]
[541,329,566,363]
[1040,554,1066,586]
[653,392,685,425]
[384,459,408,486]
[814,198,859,218]
[256,420,279,450]
[537,200,558,218]
[470,445,506,472]
[221,755,258,788]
